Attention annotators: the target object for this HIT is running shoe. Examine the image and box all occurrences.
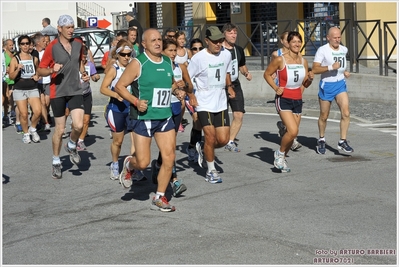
[15,123,23,134]
[29,129,40,143]
[132,170,147,182]
[44,123,51,132]
[196,142,203,168]
[119,156,133,188]
[149,192,176,212]
[62,128,69,138]
[337,140,354,153]
[181,117,189,126]
[186,146,197,162]
[109,162,119,180]
[22,133,31,144]
[225,141,241,152]
[171,179,187,197]
[274,150,285,170]
[290,138,302,151]
[276,121,287,137]
[178,123,184,132]
[150,159,160,184]
[64,143,81,165]
[2,116,10,126]
[205,169,222,184]
[316,139,326,154]
[9,110,16,119]
[52,163,62,179]
[281,159,291,173]
[76,140,87,151]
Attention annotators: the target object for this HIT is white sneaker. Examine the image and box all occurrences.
[290,138,302,151]
[22,133,31,144]
[196,142,203,168]
[273,150,285,170]
[29,129,40,143]
[45,123,51,132]
[205,169,222,183]
[110,162,119,180]
[281,159,291,173]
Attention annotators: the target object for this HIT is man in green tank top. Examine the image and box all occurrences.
[115,28,182,212]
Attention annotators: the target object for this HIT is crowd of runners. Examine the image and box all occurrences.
[2,14,354,212]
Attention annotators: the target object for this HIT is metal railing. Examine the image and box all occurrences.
[76,2,106,18]
[354,20,383,75]
[384,21,397,76]
[193,19,394,76]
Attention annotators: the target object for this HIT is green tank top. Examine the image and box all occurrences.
[130,53,173,120]
[4,52,14,85]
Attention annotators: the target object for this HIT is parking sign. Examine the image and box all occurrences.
[88,17,98,27]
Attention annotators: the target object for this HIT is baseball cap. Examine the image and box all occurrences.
[126,12,135,17]
[57,14,74,27]
[205,26,224,41]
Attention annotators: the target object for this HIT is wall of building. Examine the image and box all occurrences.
[2,1,132,39]
[2,2,76,35]
[355,2,397,64]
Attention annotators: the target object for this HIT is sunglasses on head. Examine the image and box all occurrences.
[20,42,30,46]
[119,52,131,57]
[191,47,204,51]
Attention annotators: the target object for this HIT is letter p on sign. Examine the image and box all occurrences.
[88,17,98,27]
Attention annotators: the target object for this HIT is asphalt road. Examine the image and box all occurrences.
[2,108,397,266]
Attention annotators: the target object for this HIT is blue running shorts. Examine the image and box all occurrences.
[318,79,347,101]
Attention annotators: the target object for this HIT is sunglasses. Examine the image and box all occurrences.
[209,38,224,44]
[20,42,30,46]
[119,52,131,57]
[191,47,204,51]
[167,35,176,38]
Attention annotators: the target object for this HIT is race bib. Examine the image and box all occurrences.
[20,59,35,79]
[332,52,346,76]
[152,88,171,108]
[230,58,238,81]
[286,65,305,88]
[208,62,225,90]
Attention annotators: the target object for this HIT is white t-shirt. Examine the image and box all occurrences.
[38,50,51,84]
[172,63,183,104]
[314,43,348,82]
[188,48,232,113]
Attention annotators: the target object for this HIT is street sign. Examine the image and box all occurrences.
[98,19,111,29]
[88,17,98,27]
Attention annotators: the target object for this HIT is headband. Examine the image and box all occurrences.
[116,46,133,54]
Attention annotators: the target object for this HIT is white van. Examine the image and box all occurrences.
[73,27,114,67]
[13,27,114,68]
